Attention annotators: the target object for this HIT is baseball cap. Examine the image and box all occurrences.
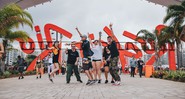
[81,34,87,38]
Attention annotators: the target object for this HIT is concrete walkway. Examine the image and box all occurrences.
[0,73,185,99]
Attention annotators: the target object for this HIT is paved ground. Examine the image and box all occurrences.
[0,73,185,99]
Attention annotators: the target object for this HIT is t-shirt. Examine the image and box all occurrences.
[67,49,79,65]
[17,58,24,66]
[130,58,137,67]
[137,60,144,67]
[81,40,91,57]
[91,45,102,60]
[48,57,53,63]
[82,40,90,51]
[108,41,119,58]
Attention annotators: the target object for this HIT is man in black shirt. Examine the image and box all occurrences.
[65,43,82,83]
[107,23,121,86]
[137,57,144,78]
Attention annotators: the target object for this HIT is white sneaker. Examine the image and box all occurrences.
[113,81,121,86]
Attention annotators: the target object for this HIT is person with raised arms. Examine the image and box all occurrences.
[107,23,121,86]
[47,39,62,83]
[88,32,103,83]
[75,27,95,85]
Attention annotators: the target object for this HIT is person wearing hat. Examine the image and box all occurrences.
[75,27,94,85]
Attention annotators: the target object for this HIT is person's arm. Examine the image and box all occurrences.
[75,52,79,66]
[98,32,102,46]
[109,23,117,41]
[47,46,54,50]
[75,57,79,66]
[0,43,4,54]
[75,27,82,37]
[65,48,68,54]
[88,33,93,47]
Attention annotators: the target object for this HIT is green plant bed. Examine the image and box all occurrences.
[0,70,37,79]
[152,70,185,82]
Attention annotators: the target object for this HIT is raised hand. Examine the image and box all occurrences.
[109,23,113,28]
[75,27,78,31]
[87,33,90,38]
[99,32,102,37]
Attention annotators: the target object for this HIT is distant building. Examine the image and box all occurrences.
[5,49,25,66]
[182,50,185,67]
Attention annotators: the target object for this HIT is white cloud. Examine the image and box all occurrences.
[13,0,185,49]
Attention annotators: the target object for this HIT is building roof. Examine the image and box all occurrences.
[0,0,52,9]
[146,0,182,7]
[0,0,182,9]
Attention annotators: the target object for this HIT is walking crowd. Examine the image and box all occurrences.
[0,24,145,86]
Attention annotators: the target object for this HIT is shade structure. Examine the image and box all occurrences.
[0,0,52,9]
[146,0,182,7]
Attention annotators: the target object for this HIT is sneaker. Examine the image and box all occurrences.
[94,79,98,83]
[86,80,91,85]
[49,78,53,83]
[21,76,24,79]
[113,81,121,86]
[89,80,95,85]
[36,77,38,79]
[77,80,83,83]
[105,80,108,84]
[39,74,41,78]
[18,77,20,79]
[111,80,115,83]
[98,79,101,83]
[67,81,70,84]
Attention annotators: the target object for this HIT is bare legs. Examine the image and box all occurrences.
[92,61,102,83]
[50,63,59,76]
[49,63,59,82]
[36,67,42,79]
[104,66,109,80]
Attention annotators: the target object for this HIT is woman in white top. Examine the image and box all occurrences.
[88,32,102,83]
[47,52,53,74]
[0,38,4,59]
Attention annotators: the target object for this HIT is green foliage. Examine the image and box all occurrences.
[8,70,19,75]
[24,70,36,75]
[152,70,185,82]
[3,71,11,78]
[25,55,37,65]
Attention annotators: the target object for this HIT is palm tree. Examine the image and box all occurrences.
[136,29,165,67]
[163,1,185,68]
[0,4,33,72]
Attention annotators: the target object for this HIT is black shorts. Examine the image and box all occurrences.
[104,61,110,67]
[92,59,101,62]
[88,62,93,69]
[82,64,90,70]
[53,55,59,63]
[18,66,24,73]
